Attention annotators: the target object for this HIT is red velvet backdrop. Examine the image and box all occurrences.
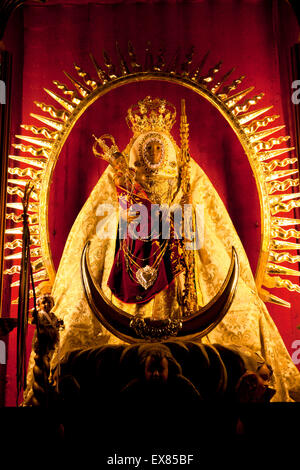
[2,0,300,406]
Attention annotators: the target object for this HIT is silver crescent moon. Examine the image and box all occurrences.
[81,241,239,343]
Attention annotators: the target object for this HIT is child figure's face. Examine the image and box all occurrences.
[111,154,126,172]
[37,295,53,313]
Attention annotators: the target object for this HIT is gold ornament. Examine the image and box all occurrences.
[92,134,120,163]
[126,96,176,135]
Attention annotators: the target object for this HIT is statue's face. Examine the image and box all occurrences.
[111,153,126,172]
[257,363,272,388]
[144,355,169,383]
[144,140,163,165]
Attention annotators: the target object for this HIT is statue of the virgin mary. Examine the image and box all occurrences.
[24,96,300,403]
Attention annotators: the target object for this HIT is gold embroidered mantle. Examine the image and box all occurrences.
[24,160,300,403]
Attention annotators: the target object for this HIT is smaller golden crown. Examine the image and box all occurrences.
[126,96,176,135]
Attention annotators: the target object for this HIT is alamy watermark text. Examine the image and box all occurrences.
[0,80,5,104]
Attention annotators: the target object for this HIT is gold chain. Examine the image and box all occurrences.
[123,239,169,272]
[122,238,168,262]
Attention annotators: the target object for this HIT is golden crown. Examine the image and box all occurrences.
[126,96,176,135]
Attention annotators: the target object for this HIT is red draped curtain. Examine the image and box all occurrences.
[1,0,300,405]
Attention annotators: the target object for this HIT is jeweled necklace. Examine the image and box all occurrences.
[122,238,169,290]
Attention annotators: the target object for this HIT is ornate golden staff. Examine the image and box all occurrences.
[180,99,198,317]
[16,182,56,406]
[16,182,34,404]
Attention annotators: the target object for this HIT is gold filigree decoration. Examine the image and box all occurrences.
[267,178,299,194]
[269,251,300,264]
[271,227,300,239]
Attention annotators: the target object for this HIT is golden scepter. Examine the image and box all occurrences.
[180,99,197,317]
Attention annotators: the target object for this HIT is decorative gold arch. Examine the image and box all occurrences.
[4,44,300,309]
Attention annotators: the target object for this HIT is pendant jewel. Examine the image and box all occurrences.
[136,265,158,289]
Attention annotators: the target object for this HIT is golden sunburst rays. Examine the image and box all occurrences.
[3,42,300,308]
[251,124,299,307]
